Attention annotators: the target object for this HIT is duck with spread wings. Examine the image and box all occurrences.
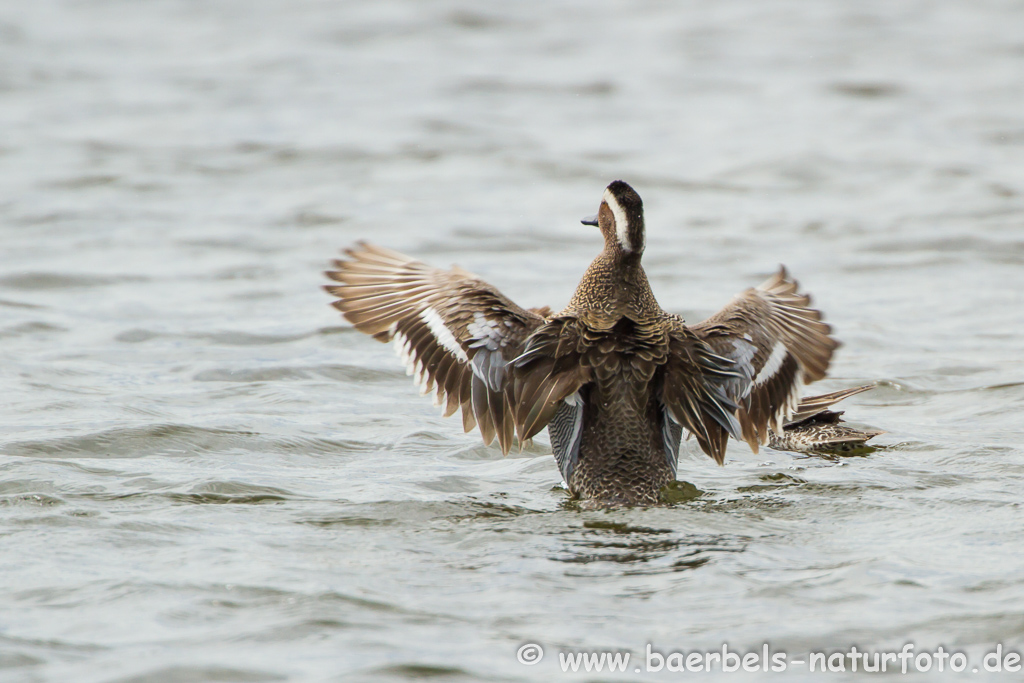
[325,180,846,505]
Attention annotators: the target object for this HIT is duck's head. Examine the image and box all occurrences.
[581,180,645,257]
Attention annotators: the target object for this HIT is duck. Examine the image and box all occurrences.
[768,385,884,452]
[325,180,843,505]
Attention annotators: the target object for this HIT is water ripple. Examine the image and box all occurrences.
[1,424,380,459]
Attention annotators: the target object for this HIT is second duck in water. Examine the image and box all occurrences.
[327,181,848,505]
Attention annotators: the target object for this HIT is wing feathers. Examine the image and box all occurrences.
[784,384,875,427]
[512,319,590,442]
[686,266,839,456]
[659,328,745,464]
[325,243,545,455]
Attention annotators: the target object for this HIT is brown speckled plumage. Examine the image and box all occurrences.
[769,385,884,452]
[325,180,850,505]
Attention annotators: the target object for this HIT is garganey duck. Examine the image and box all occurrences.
[326,181,853,505]
[769,385,884,453]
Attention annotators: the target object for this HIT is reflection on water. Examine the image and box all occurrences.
[2,0,1024,680]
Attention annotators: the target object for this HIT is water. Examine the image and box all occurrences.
[2,0,1024,680]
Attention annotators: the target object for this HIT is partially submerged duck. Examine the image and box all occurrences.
[326,180,868,505]
[770,385,884,452]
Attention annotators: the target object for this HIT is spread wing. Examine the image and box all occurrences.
[324,242,546,454]
[689,266,839,453]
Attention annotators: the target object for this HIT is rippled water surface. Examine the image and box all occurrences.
[3,1,1024,681]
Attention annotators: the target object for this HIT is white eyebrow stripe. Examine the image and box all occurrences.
[603,189,631,253]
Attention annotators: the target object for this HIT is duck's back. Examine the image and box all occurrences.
[570,369,676,504]
[539,313,679,504]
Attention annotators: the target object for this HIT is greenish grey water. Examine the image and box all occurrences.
[2,1,1024,681]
